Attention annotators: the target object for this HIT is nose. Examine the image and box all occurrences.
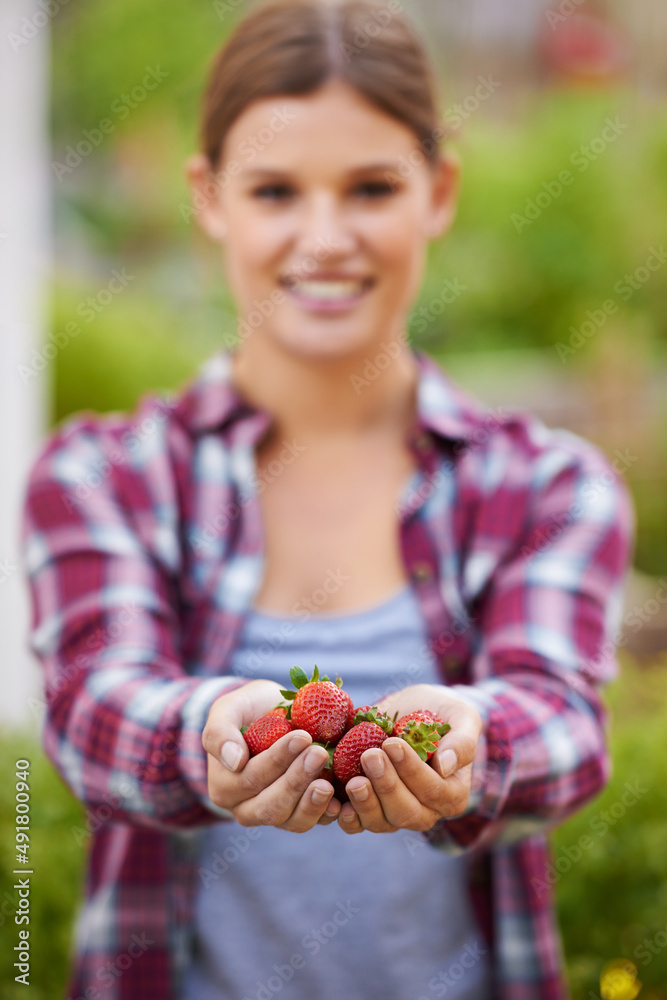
[292,192,357,272]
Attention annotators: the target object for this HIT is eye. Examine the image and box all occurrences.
[353,179,397,199]
[252,183,294,202]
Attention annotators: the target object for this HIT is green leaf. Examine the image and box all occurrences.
[240,725,249,735]
[279,689,297,700]
[311,664,319,683]
[289,666,309,689]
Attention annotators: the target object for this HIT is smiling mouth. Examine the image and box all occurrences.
[279,275,375,303]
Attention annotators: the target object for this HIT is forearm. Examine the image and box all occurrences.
[424,658,611,852]
[41,652,252,832]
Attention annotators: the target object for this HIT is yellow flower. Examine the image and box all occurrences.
[600,958,642,1000]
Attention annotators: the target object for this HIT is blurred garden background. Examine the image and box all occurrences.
[1,0,667,997]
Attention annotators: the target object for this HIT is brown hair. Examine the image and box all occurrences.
[200,0,445,170]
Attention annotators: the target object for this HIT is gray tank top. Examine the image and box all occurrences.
[181,583,493,999]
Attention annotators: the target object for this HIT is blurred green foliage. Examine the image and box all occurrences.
[0,728,86,1000]
[1,656,665,999]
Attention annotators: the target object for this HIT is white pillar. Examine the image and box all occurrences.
[0,2,51,732]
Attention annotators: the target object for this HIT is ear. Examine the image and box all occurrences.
[424,150,461,240]
[184,153,228,242]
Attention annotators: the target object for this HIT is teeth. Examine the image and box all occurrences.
[287,279,367,301]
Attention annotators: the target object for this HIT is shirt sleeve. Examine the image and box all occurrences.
[424,431,635,854]
[21,408,252,833]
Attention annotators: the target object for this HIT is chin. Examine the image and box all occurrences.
[270,321,381,363]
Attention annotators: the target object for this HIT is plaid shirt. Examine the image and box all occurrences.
[22,347,634,1000]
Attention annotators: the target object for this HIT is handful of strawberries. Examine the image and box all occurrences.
[241,665,451,801]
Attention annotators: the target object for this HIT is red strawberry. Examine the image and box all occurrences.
[332,717,394,785]
[350,705,394,730]
[391,710,451,762]
[242,713,294,756]
[267,705,290,717]
[280,665,353,743]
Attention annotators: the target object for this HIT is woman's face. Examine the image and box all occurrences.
[187,78,459,363]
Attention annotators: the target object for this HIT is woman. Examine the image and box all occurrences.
[23,1,634,998]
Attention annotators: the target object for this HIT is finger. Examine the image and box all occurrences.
[213,729,313,811]
[357,746,435,831]
[382,738,474,819]
[337,800,366,835]
[234,742,331,826]
[344,775,400,833]
[202,680,285,773]
[276,779,337,833]
[317,794,342,825]
[431,708,481,778]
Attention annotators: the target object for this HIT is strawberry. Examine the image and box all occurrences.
[351,705,395,729]
[391,710,451,762]
[242,712,294,756]
[280,665,353,744]
[332,714,394,785]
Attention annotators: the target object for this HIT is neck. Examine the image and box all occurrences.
[229,334,420,445]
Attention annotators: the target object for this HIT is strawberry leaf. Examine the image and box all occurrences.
[240,725,249,735]
[279,689,297,700]
[351,706,394,734]
[289,666,309,689]
[311,664,320,683]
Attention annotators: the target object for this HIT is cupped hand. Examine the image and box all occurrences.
[202,679,342,832]
[336,683,483,835]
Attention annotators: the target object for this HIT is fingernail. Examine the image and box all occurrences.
[350,784,369,801]
[384,741,404,763]
[304,748,326,773]
[289,734,309,754]
[363,752,385,777]
[312,787,330,805]
[438,748,458,776]
[220,741,242,771]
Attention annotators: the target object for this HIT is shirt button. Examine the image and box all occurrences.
[444,655,464,677]
[413,431,433,452]
[411,561,433,583]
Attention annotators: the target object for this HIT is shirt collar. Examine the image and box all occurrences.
[173,346,479,447]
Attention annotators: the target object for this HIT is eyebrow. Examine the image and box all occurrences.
[240,162,403,180]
